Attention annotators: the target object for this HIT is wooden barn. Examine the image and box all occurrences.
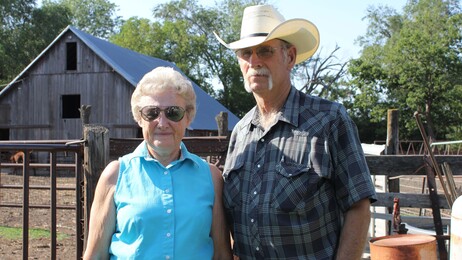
[0,26,239,141]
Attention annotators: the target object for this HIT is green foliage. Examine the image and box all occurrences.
[0,0,35,29]
[110,17,157,55]
[348,0,462,140]
[58,0,121,39]
[0,0,71,85]
[0,0,35,85]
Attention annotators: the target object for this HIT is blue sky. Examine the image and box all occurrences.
[111,0,408,59]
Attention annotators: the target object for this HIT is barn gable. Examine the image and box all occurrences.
[0,26,239,140]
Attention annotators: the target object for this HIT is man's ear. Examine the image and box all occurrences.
[287,46,297,68]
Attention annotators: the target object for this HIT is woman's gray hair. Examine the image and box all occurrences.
[131,66,197,122]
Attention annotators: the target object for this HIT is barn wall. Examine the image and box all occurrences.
[0,31,138,140]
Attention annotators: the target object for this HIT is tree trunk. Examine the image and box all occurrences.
[425,102,436,143]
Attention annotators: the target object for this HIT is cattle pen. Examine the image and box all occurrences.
[1,126,461,259]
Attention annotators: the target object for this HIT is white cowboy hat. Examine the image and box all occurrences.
[214,5,320,64]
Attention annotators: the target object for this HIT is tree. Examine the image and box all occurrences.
[23,2,71,59]
[349,0,462,140]
[293,46,349,100]
[0,0,36,86]
[0,0,35,29]
[54,0,121,39]
[0,0,72,87]
[109,17,157,56]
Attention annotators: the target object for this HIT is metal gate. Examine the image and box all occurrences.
[0,140,84,260]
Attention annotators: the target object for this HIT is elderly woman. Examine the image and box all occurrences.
[84,67,232,259]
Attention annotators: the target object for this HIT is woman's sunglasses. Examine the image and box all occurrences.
[139,106,186,122]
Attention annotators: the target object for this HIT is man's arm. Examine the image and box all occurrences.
[335,198,371,260]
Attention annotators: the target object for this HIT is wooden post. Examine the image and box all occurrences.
[386,109,400,192]
[385,109,399,234]
[83,124,109,250]
[79,105,92,125]
[215,112,228,136]
[385,109,399,155]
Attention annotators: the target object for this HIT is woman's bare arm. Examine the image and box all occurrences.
[209,163,233,260]
[83,160,119,260]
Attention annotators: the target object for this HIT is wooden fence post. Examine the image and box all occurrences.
[83,124,109,251]
[385,109,399,234]
[215,112,228,136]
[385,109,399,155]
[79,105,92,125]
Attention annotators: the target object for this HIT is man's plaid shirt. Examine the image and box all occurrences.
[223,87,377,260]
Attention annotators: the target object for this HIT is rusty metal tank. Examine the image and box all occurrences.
[369,234,437,260]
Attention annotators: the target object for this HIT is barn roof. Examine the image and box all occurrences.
[1,25,239,131]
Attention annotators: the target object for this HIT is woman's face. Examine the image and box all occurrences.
[137,90,191,159]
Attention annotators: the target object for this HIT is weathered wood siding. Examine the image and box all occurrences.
[1,31,138,140]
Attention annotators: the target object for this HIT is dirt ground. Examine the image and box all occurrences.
[0,172,78,259]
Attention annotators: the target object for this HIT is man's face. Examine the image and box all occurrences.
[236,39,295,94]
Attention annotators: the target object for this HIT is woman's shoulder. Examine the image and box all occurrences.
[99,160,120,186]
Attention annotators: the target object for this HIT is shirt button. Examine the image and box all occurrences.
[257,164,261,168]
[165,189,170,193]
[256,247,260,251]
[166,232,171,237]
[164,171,168,175]
[253,191,257,195]
[167,209,172,214]
[250,218,254,223]
[165,256,170,260]
[261,138,264,142]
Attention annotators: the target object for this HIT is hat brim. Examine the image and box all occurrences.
[214,18,320,64]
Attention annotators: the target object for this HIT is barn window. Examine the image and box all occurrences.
[66,42,77,70]
[0,129,9,140]
[62,95,80,119]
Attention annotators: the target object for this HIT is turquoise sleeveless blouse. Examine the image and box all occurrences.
[109,141,214,259]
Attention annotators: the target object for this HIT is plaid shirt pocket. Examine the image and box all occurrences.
[271,162,322,212]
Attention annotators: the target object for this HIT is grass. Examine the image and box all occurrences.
[0,226,68,240]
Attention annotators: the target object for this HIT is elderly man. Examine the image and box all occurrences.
[215,5,377,260]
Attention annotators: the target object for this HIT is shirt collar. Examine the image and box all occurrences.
[239,86,300,132]
[129,140,198,167]
[280,86,300,127]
